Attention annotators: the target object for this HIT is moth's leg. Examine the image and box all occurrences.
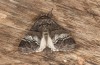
[36,35,46,52]
[47,35,58,51]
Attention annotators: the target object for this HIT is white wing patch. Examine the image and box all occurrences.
[33,36,40,45]
[36,33,46,52]
[47,34,58,51]
[24,35,33,41]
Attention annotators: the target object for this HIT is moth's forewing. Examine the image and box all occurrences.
[50,28,76,52]
[54,36,76,51]
[18,31,42,54]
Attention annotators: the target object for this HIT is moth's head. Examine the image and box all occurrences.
[38,9,53,19]
[32,9,58,32]
[39,14,51,19]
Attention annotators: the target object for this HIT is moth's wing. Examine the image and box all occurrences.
[54,36,76,51]
[18,31,42,54]
[51,29,76,52]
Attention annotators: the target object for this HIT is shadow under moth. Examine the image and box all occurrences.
[18,11,76,54]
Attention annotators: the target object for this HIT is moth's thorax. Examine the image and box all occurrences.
[42,31,48,45]
[43,28,49,37]
[43,31,48,36]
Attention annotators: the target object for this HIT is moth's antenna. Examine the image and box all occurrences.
[48,8,53,17]
[49,8,53,14]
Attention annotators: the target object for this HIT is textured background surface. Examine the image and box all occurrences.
[0,0,100,65]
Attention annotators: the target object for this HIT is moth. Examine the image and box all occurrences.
[18,11,76,53]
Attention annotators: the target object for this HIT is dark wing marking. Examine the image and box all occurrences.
[30,15,60,32]
[18,31,42,54]
[51,29,76,52]
[54,37,76,51]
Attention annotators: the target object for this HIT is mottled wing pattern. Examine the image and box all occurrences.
[18,31,42,54]
[18,11,76,53]
[50,28,76,52]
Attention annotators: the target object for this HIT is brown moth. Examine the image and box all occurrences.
[18,10,76,54]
